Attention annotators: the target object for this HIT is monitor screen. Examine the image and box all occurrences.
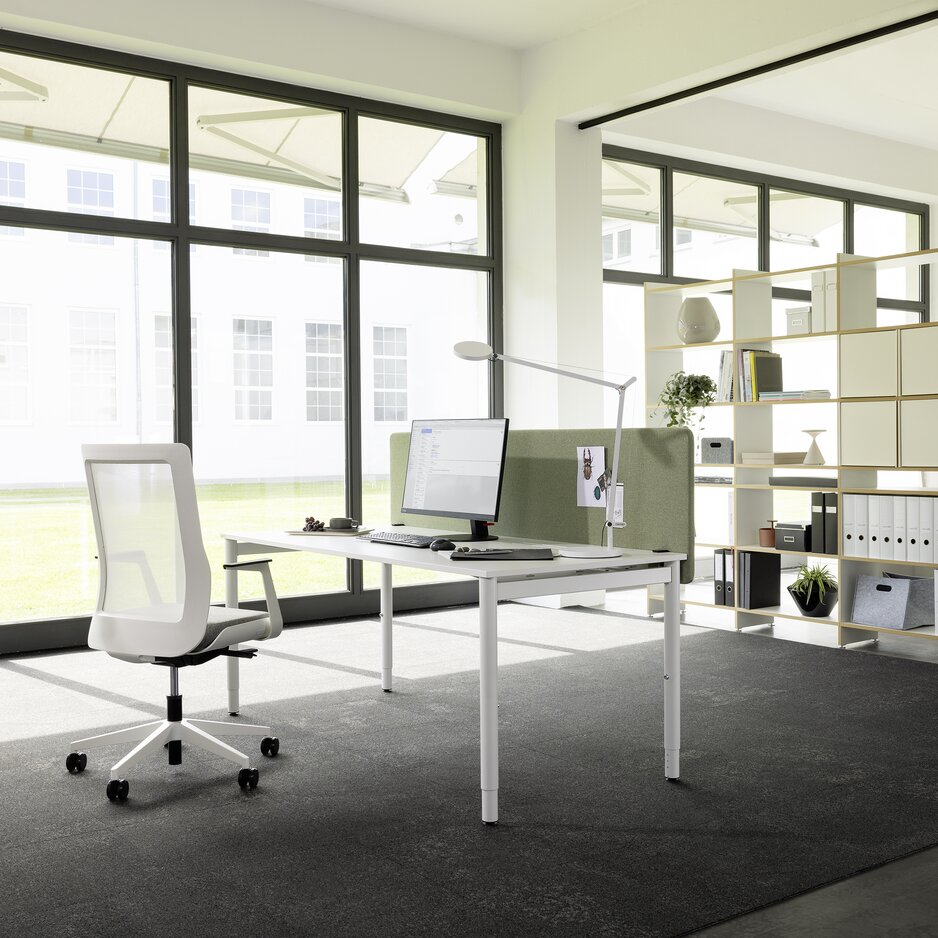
[401,418,509,539]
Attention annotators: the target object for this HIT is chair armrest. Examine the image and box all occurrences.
[222,559,283,639]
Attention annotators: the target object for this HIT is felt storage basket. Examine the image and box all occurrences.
[851,574,935,630]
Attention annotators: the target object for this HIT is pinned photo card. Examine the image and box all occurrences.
[576,445,608,508]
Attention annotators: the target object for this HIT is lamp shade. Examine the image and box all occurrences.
[453,340,495,361]
[677,297,720,344]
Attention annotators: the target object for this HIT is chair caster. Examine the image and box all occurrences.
[65,751,87,774]
[260,736,280,757]
[106,778,129,802]
[238,767,259,790]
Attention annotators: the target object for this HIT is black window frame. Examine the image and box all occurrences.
[602,145,930,321]
[0,30,503,652]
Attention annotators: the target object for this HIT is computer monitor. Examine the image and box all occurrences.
[401,417,509,541]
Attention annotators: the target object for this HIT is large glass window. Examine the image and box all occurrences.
[769,189,844,271]
[0,33,500,641]
[0,159,26,236]
[188,86,343,239]
[0,304,28,421]
[360,261,490,588]
[601,159,661,275]
[358,117,487,255]
[672,172,759,279]
[0,49,170,220]
[190,246,348,603]
[855,204,923,302]
[0,231,172,624]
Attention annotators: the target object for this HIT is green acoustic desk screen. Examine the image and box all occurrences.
[389,426,694,583]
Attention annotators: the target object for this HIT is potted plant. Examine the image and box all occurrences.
[787,563,838,617]
[658,371,717,428]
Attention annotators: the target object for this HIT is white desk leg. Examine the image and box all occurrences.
[664,559,681,781]
[224,537,241,716]
[381,562,393,692]
[479,577,499,825]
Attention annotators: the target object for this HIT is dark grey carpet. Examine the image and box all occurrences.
[4,623,938,938]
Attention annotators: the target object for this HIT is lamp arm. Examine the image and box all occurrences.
[496,352,636,393]
[604,385,627,549]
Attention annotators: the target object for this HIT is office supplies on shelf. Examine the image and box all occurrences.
[785,306,812,335]
[851,573,935,630]
[400,417,509,542]
[823,493,839,556]
[769,476,837,487]
[695,475,733,485]
[868,496,881,559]
[893,496,907,562]
[716,349,734,401]
[811,492,825,553]
[775,523,811,552]
[880,496,895,561]
[368,531,436,548]
[738,550,781,609]
[714,549,726,604]
[449,547,555,561]
[701,437,733,464]
[918,496,935,563]
[907,496,921,562]
[741,451,807,465]
[735,349,782,401]
[752,353,783,400]
[856,494,870,558]
[757,390,832,401]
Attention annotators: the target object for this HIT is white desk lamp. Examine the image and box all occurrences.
[454,340,636,558]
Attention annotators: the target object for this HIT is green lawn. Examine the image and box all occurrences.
[0,479,457,623]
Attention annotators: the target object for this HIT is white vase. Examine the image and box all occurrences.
[802,429,826,466]
[677,297,720,345]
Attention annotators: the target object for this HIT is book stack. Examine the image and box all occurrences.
[736,349,782,401]
[740,451,807,465]
[758,389,832,401]
[716,350,734,402]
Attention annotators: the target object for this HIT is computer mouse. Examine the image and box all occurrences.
[429,537,457,551]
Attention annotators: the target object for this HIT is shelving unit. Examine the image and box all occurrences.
[644,247,938,647]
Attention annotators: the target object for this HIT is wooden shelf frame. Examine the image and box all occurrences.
[645,247,938,643]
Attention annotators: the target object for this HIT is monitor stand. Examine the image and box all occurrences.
[448,520,498,542]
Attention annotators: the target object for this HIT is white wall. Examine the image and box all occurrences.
[503,0,938,428]
[0,0,521,119]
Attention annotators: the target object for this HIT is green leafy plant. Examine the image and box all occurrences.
[658,372,717,428]
[789,563,838,605]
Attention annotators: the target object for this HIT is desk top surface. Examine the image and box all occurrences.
[222,527,685,579]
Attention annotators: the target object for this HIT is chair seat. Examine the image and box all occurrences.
[195,606,272,653]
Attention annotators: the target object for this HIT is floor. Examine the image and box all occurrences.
[5,595,938,937]
[604,590,938,937]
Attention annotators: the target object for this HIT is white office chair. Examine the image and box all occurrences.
[68,443,284,803]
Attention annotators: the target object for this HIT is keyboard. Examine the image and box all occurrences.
[367,530,436,549]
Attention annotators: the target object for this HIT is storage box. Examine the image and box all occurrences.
[851,573,935,630]
[786,306,812,336]
[775,522,811,552]
[701,437,733,465]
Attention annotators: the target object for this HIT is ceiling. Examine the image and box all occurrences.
[300,0,641,50]
[712,22,938,151]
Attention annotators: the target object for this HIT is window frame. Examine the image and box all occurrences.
[602,145,930,321]
[0,29,503,650]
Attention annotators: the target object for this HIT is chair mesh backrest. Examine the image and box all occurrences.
[90,460,189,620]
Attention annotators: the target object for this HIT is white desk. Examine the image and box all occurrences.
[222,529,686,824]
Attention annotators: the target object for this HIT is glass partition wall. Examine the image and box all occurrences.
[0,32,501,650]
